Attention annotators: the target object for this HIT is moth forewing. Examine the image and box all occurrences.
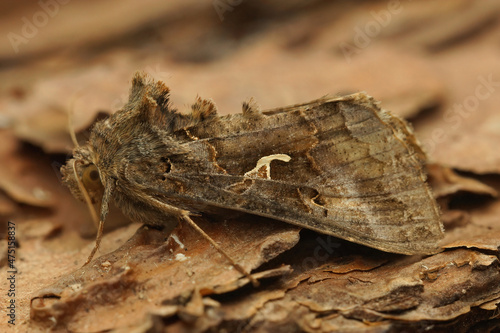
[145,92,443,255]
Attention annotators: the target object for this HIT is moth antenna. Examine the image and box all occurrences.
[182,214,260,287]
[72,160,103,265]
[72,160,99,228]
[68,93,81,148]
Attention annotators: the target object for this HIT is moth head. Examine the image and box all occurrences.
[62,142,114,257]
[61,145,104,204]
[62,95,116,265]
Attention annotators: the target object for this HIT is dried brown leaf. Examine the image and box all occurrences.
[30,216,300,331]
[428,163,498,198]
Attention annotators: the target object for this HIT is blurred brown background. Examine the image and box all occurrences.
[1,1,500,332]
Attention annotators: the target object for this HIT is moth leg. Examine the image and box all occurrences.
[72,159,106,266]
[84,218,104,265]
[181,214,260,287]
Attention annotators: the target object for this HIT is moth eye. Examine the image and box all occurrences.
[82,164,102,190]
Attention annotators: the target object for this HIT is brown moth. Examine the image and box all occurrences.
[61,73,443,279]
